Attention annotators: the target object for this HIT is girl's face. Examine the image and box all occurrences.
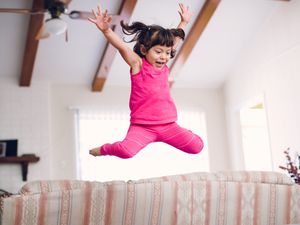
[144,45,172,69]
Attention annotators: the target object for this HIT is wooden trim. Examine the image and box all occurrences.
[19,0,44,86]
[169,0,221,85]
[91,0,137,92]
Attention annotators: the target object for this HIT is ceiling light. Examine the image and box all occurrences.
[44,18,67,36]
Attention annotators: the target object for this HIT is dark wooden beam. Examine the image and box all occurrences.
[19,0,44,86]
[169,0,221,86]
[92,0,137,92]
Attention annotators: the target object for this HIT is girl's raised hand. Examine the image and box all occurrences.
[88,5,112,32]
[178,3,192,24]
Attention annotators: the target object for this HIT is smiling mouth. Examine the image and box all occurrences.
[155,62,165,67]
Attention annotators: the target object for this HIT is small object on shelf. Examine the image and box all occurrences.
[279,147,300,184]
[0,142,6,157]
[21,153,36,157]
[0,139,18,156]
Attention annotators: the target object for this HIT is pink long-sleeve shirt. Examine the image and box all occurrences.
[129,58,177,124]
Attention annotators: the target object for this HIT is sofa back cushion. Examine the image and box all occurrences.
[137,171,294,185]
[19,171,293,195]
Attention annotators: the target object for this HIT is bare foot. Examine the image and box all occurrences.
[89,147,101,156]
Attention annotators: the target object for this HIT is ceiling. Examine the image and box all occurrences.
[0,0,289,90]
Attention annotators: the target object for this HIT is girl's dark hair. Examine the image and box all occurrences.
[120,21,185,58]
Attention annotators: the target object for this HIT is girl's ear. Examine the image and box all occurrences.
[140,45,147,56]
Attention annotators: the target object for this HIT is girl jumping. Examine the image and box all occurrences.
[88,3,204,159]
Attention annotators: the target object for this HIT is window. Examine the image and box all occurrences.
[75,109,209,181]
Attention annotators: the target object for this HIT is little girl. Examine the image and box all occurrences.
[88,3,204,159]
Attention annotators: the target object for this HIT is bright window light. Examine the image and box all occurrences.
[75,109,209,181]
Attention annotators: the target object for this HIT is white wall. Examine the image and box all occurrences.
[0,78,51,193]
[224,0,300,171]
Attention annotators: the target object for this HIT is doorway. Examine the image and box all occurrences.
[239,99,273,171]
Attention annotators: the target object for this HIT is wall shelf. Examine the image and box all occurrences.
[0,155,40,181]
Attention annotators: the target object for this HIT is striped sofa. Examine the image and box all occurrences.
[1,171,300,225]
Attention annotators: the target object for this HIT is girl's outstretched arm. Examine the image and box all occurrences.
[88,4,141,73]
[173,3,192,50]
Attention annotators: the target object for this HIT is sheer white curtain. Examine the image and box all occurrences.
[75,109,209,181]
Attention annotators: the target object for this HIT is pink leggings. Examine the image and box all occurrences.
[100,122,204,158]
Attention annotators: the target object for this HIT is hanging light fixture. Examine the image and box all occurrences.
[44,18,67,35]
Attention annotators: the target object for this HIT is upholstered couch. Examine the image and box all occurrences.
[1,171,300,225]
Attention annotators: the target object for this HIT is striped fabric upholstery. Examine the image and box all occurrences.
[176,181,300,225]
[19,180,125,194]
[19,171,293,195]
[1,171,299,225]
[137,171,294,185]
